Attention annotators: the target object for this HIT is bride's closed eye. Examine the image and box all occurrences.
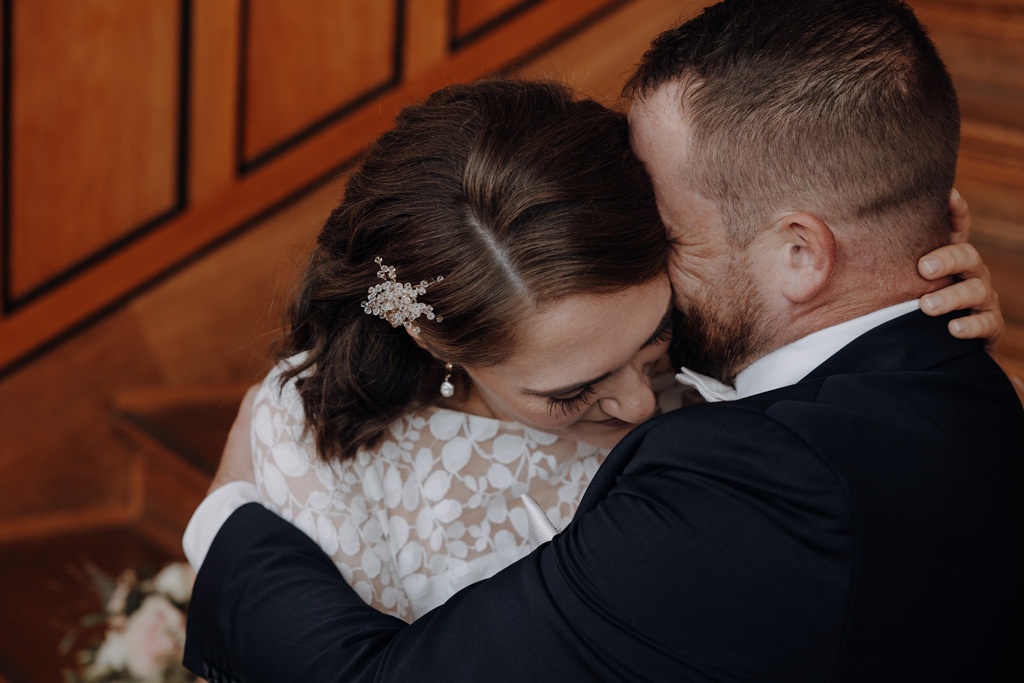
[547,384,597,416]
[640,314,673,350]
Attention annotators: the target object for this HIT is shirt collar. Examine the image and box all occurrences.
[677,300,921,402]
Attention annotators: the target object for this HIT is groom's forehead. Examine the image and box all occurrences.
[628,93,695,188]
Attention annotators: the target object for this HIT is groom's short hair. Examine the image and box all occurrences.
[625,0,960,260]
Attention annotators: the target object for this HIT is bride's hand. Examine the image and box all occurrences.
[917,189,1003,351]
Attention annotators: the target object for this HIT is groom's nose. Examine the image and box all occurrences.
[599,367,657,424]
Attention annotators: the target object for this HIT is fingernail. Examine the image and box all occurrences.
[922,294,943,311]
[951,187,961,202]
[920,257,941,276]
[950,320,965,334]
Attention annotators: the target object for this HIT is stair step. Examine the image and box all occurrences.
[0,526,174,683]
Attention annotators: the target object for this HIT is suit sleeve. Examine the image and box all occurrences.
[184,405,854,682]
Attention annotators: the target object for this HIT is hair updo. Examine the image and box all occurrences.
[282,78,667,461]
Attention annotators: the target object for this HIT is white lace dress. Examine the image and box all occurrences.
[252,355,688,622]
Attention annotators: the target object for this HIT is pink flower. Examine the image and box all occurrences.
[121,594,186,679]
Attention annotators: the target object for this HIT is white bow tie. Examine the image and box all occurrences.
[674,367,737,403]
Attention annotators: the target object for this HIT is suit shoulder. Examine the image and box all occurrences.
[620,399,848,502]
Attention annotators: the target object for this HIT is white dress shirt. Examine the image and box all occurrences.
[184,300,922,570]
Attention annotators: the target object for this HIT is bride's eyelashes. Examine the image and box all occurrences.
[547,385,597,416]
[640,314,674,350]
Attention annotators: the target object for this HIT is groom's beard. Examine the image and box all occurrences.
[669,264,772,386]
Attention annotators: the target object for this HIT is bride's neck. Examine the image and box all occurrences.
[437,382,502,420]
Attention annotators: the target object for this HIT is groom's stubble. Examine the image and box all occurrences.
[669,248,775,385]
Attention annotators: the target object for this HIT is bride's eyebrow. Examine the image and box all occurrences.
[523,302,674,398]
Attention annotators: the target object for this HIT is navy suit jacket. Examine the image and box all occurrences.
[185,311,1024,681]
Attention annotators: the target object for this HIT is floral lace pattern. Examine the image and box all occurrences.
[251,356,609,621]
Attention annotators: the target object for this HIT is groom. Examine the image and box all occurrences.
[184,1,1023,680]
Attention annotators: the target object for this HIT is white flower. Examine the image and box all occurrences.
[86,630,128,675]
[122,595,185,679]
[152,563,194,604]
[105,573,134,614]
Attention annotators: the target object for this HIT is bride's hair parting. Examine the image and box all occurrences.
[281,78,667,461]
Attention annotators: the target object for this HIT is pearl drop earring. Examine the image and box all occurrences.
[440,362,455,398]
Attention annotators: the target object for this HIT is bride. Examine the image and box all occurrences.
[246,78,1000,621]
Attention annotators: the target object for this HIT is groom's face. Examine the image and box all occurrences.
[629,83,771,382]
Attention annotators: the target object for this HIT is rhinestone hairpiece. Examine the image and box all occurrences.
[361,257,443,333]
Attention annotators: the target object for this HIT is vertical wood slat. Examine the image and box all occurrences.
[405,0,449,78]
[241,0,399,169]
[190,0,240,204]
[6,0,182,301]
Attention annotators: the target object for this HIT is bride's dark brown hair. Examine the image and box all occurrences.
[281,78,667,461]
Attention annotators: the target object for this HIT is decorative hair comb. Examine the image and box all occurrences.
[361,257,443,333]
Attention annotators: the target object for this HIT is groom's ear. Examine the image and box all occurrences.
[769,211,837,304]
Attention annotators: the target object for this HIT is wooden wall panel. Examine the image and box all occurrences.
[453,0,535,43]
[190,0,240,204]
[914,0,1024,95]
[405,0,448,77]
[0,308,157,525]
[0,0,619,375]
[912,0,1024,249]
[4,0,183,302]
[241,0,400,169]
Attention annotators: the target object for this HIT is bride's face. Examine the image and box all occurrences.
[462,275,673,449]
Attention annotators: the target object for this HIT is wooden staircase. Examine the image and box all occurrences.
[0,387,245,683]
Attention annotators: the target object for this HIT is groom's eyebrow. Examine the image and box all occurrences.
[524,303,674,397]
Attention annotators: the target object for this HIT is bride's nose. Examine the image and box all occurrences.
[598,365,657,424]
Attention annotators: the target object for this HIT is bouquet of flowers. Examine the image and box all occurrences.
[62,562,198,683]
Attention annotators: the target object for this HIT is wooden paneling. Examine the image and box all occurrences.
[909,1,1024,371]
[126,177,341,387]
[405,0,449,77]
[241,0,400,169]
[912,0,1024,252]
[453,0,535,44]
[0,309,156,526]
[0,526,173,683]
[914,0,1024,95]
[190,0,240,204]
[5,0,183,302]
[516,0,699,102]
[0,0,620,375]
